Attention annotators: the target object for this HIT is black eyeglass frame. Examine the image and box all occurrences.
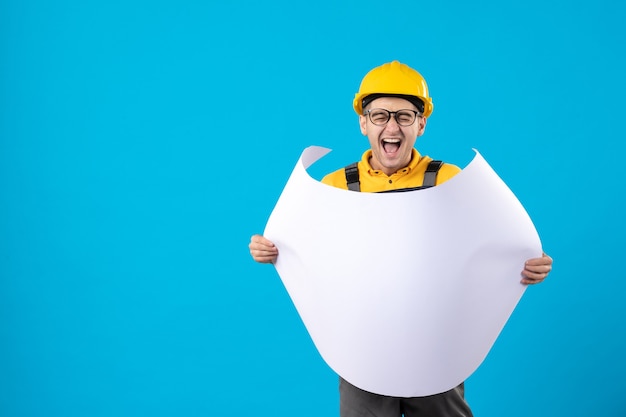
[364,108,423,126]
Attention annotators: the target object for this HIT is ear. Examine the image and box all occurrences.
[359,115,368,135]
[417,116,427,137]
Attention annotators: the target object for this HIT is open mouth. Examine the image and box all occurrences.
[382,139,401,154]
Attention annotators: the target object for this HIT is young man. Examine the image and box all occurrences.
[249,60,553,417]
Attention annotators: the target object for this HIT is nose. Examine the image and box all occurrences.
[384,114,401,132]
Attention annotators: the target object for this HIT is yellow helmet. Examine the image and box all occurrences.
[353,60,434,118]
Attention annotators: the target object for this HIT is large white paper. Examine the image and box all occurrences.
[264,146,541,397]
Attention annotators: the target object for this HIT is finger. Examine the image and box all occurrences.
[249,242,278,254]
[250,248,278,258]
[250,250,278,263]
[522,269,547,279]
[525,257,552,267]
[521,276,544,285]
[252,255,276,264]
[524,263,552,274]
[520,269,549,285]
[251,234,274,246]
[249,240,274,252]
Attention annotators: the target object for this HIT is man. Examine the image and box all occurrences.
[249,60,553,417]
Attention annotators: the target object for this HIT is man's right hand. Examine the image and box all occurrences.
[249,234,278,264]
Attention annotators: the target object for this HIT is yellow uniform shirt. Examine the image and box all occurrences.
[321,149,460,192]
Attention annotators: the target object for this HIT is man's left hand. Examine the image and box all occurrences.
[521,252,553,285]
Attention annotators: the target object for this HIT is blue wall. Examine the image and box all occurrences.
[2,1,625,416]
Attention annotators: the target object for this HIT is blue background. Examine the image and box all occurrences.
[1,0,625,416]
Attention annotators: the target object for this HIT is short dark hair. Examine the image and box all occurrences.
[361,93,425,114]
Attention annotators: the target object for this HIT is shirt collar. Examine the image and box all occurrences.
[361,148,423,176]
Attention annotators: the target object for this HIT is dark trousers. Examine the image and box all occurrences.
[339,377,474,417]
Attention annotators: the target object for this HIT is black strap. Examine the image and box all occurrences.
[423,160,443,188]
[344,159,444,192]
[345,162,360,191]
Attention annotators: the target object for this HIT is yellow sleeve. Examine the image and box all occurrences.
[321,168,350,190]
[435,163,461,185]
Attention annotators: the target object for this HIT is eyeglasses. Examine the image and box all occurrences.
[364,108,422,126]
